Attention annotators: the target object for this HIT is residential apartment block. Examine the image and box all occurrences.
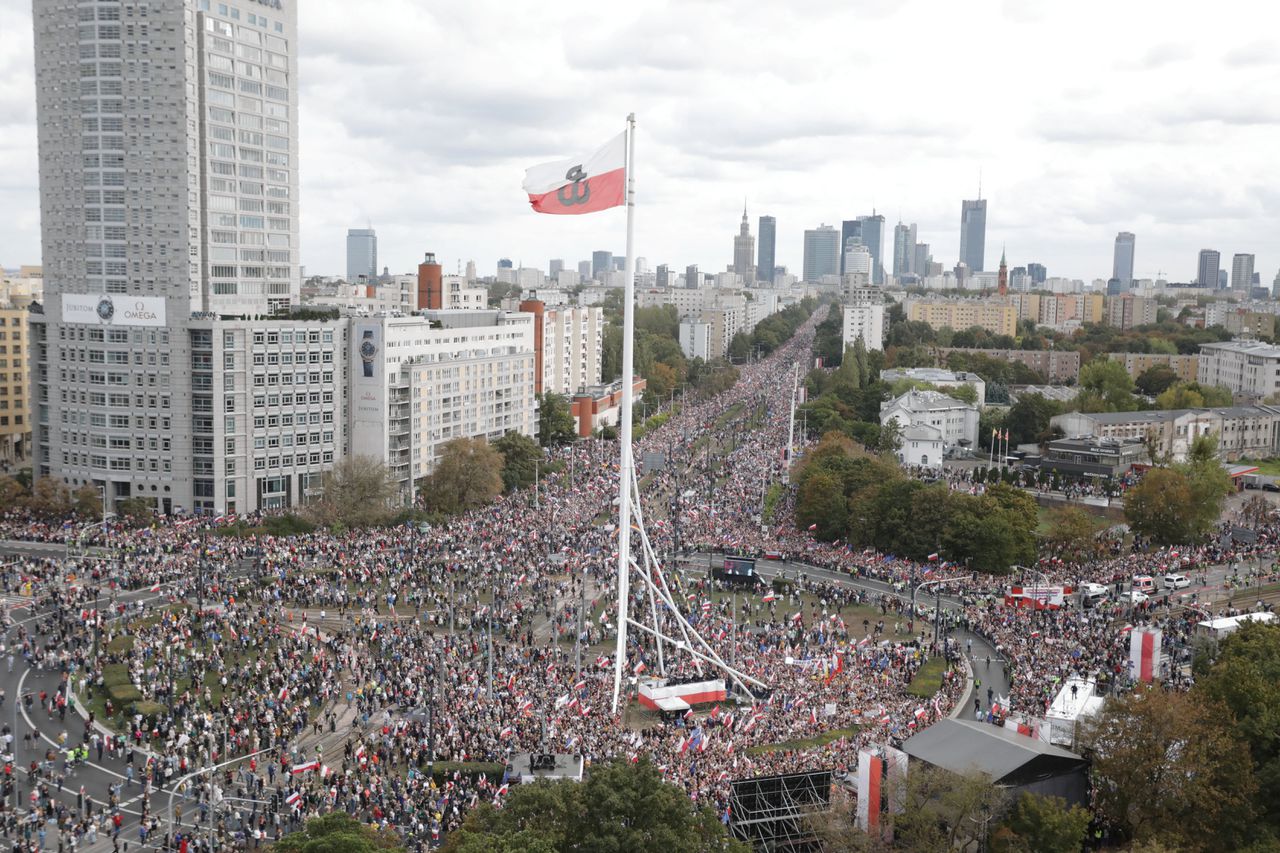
[905,300,1018,337]
[1105,353,1199,384]
[1198,340,1280,400]
[520,300,603,396]
[934,347,1081,383]
[1051,405,1280,463]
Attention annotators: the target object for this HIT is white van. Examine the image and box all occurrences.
[1081,583,1109,607]
[1163,573,1191,590]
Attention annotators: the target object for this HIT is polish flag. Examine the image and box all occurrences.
[807,523,818,531]
[927,553,939,562]
[809,707,818,725]
[633,661,647,675]
[580,704,592,717]
[285,791,301,806]
[496,783,509,797]
[320,764,332,778]
[278,687,289,702]
[499,726,514,740]
[149,582,161,593]
[762,592,778,604]
[573,680,587,693]
[518,699,534,715]
[291,760,319,775]
[913,706,927,720]
[546,662,557,676]
[522,132,626,215]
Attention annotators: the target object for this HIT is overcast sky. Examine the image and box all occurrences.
[2,0,1278,284]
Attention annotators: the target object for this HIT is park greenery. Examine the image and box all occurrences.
[792,433,1037,573]
[442,759,749,853]
[273,812,404,852]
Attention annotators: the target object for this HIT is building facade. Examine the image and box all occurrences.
[842,303,886,353]
[1198,340,1280,399]
[881,389,979,454]
[1105,352,1199,384]
[519,300,603,396]
[349,311,536,501]
[679,320,711,362]
[1232,254,1256,293]
[905,300,1018,337]
[1197,249,1221,289]
[1051,406,1280,463]
[31,0,310,514]
[0,305,30,467]
[935,347,1081,384]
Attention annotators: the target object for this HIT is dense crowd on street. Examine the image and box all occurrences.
[1,306,1279,849]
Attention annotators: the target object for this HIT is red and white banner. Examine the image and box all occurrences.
[522,133,625,215]
[1004,585,1073,610]
[856,749,884,832]
[1129,626,1162,683]
[637,679,726,710]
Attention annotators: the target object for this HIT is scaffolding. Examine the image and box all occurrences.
[728,769,833,852]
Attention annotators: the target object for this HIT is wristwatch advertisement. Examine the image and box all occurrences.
[359,329,377,378]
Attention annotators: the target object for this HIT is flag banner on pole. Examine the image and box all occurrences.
[522,132,626,215]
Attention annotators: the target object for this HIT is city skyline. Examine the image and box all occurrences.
[1,1,1278,282]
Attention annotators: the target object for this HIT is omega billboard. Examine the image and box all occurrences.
[61,294,166,327]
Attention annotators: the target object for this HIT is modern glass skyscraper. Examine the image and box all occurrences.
[1197,249,1221,289]
[803,225,840,282]
[757,216,776,284]
[892,222,912,278]
[858,214,886,284]
[959,199,987,272]
[31,0,346,516]
[1232,254,1256,293]
[839,220,862,275]
[591,251,613,280]
[1112,232,1135,289]
[347,229,377,282]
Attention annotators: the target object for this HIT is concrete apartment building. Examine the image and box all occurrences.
[520,300,603,396]
[905,300,1018,337]
[349,310,537,502]
[842,303,886,352]
[1198,340,1280,400]
[0,305,30,467]
[679,320,711,361]
[1104,294,1158,329]
[1106,353,1199,383]
[934,347,1080,383]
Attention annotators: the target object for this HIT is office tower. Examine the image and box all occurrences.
[1219,269,1229,289]
[843,243,873,284]
[732,207,755,280]
[498,258,514,270]
[589,251,612,280]
[466,260,478,282]
[685,264,701,290]
[29,0,352,516]
[656,264,670,288]
[613,257,626,272]
[1112,232,1135,289]
[577,260,591,279]
[803,225,841,282]
[839,220,862,274]
[1232,254,1256,292]
[757,216,777,284]
[913,244,931,279]
[1273,270,1280,300]
[959,199,987,272]
[892,222,912,278]
[1027,262,1047,284]
[1197,250,1221,288]
[907,223,918,273]
[346,229,377,282]
[549,259,564,277]
[857,213,886,284]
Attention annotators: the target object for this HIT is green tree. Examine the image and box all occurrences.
[876,418,903,454]
[274,812,404,852]
[1085,687,1255,851]
[1004,393,1061,447]
[601,323,623,381]
[308,455,398,528]
[25,477,73,520]
[1042,506,1107,563]
[727,331,752,362]
[0,476,27,510]
[536,392,578,447]
[421,438,503,515]
[444,760,748,853]
[1123,467,1197,544]
[992,792,1091,853]
[1135,364,1179,396]
[1077,357,1137,412]
[892,764,1007,852]
[1195,623,1280,835]
[493,431,544,493]
[796,470,848,541]
[72,484,103,519]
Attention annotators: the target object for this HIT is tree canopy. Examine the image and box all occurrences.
[536,392,578,447]
[493,431,545,493]
[443,759,748,853]
[421,438,504,515]
[307,455,397,528]
[1124,438,1231,544]
[273,813,404,852]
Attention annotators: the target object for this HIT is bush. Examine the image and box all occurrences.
[133,700,166,719]
[107,683,142,704]
[262,514,315,536]
[102,663,131,687]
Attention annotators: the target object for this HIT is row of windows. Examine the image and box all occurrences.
[207,159,289,182]
[254,453,334,470]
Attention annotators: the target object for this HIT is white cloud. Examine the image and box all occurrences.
[0,0,1278,286]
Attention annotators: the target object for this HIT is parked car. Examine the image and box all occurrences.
[1163,573,1191,590]
[1264,482,1280,493]
[1126,590,1150,605]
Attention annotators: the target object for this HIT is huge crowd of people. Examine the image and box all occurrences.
[0,307,1278,850]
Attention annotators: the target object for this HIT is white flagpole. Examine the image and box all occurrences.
[611,113,637,715]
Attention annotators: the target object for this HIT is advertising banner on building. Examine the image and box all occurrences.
[61,294,166,327]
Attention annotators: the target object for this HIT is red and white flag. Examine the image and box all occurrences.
[1129,627,1162,683]
[285,791,301,807]
[522,132,626,215]
[291,760,319,775]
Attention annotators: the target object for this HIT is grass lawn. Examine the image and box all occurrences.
[744,727,859,756]
[905,656,949,699]
[1240,458,1280,477]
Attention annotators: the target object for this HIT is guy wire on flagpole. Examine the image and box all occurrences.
[611,112,638,715]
